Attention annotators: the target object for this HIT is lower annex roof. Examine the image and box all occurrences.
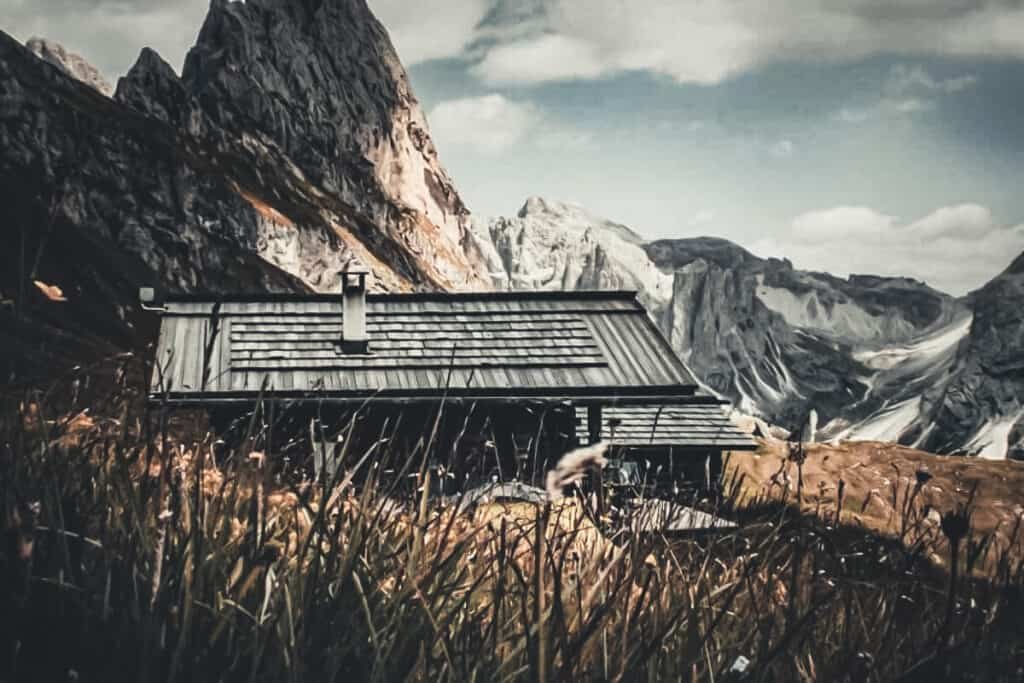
[575,404,757,451]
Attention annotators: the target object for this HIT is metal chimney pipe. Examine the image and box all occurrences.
[340,267,369,354]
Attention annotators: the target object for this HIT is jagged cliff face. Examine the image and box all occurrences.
[831,253,1024,459]
[913,254,1024,458]
[179,0,489,291]
[475,198,1023,457]
[0,0,488,379]
[663,257,872,428]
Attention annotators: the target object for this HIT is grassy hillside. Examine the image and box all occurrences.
[727,439,1024,573]
[2,361,1023,681]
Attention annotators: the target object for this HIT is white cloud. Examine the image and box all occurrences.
[471,33,609,85]
[835,63,978,124]
[428,94,542,154]
[790,206,895,244]
[752,203,1024,295]
[3,0,210,77]
[468,0,1024,86]
[428,93,594,154]
[884,64,978,97]
[9,0,1014,89]
[369,0,490,65]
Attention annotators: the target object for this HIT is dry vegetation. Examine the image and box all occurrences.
[2,360,1023,681]
[728,439,1024,572]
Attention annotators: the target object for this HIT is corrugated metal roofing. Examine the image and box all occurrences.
[575,404,756,450]
[150,291,698,401]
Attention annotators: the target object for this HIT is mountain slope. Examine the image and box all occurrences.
[920,254,1024,458]
[0,0,488,382]
[475,198,1016,456]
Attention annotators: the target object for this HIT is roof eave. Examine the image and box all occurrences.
[146,383,719,407]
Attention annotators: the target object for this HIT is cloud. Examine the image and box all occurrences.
[468,0,1024,86]
[9,0,1017,89]
[752,203,1024,295]
[4,0,490,78]
[3,0,210,77]
[884,63,978,97]
[835,63,978,123]
[428,93,594,154]
[428,94,542,154]
[471,33,609,85]
[369,0,490,65]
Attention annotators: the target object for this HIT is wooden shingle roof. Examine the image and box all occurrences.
[575,404,756,451]
[150,291,698,403]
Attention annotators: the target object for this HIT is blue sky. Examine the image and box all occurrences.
[5,0,1024,294]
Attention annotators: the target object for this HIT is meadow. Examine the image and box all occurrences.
[2,359,1022,682]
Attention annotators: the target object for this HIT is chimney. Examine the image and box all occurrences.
[138,286,164,310]
[340,265,369,354]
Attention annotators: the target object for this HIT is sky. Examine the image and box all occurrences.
[4,0,1024,295]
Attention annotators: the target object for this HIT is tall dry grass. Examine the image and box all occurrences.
[2,361,1023,682]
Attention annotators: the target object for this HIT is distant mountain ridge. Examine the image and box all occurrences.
[475,197,1022,459]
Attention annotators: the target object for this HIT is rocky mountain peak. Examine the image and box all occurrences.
[515,197,646,245]
[25,36,114,96]
[115,48,188,125]
[518,196,579,219]
[178,0,488,290]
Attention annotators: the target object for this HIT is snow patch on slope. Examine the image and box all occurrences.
[834,397,923,443]
[855,316,971,372]
[823,315,972,442]
[966,411,1024,460]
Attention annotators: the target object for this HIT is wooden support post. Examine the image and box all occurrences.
[587,405,605,519]
[587,405,603,446]
[493,404,517,482]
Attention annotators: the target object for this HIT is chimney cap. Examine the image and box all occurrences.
[138,286,165,306]
[340,259,370,275]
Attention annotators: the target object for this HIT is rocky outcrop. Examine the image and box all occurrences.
[25,37,114,96]
[1,31,309,378]
[826,253,1024,459]
[916,253,1024,458]
[664,258,870,428]
[1,0,490,381]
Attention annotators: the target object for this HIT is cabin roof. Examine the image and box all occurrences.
[149,290,700,403]
[575,404,756,451]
